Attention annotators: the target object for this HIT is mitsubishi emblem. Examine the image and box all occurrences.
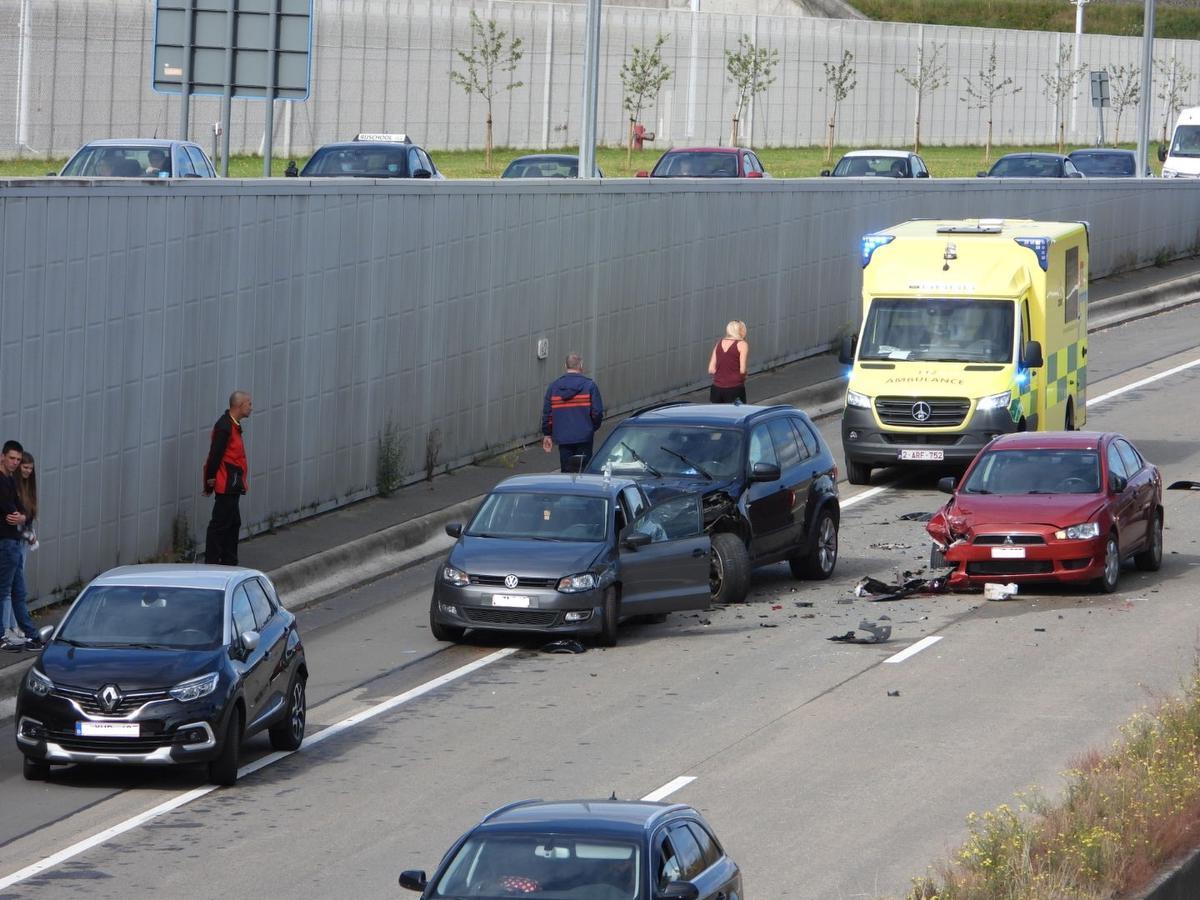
[1003,535,1014,545]
[504,574,519,589]
[911,401,932,422]
[98,684,123,713]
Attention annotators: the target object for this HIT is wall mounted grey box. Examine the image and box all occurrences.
[152,0,313,100]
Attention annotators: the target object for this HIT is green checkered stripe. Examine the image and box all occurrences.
[1008,338,1086,425]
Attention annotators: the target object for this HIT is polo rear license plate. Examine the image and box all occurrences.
[76,722,140,737]
[491,595,531,608]
[898,449,944,461]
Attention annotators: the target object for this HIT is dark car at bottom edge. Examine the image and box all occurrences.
[400,799,742,900]
[15,564,307,785]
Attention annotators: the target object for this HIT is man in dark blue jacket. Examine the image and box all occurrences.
[541,353,604,472]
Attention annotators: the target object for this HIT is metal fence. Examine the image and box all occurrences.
[2,0,1200,159]
[2,176,1200,598]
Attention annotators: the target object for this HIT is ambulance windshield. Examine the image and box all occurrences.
[1169,125,1200,158]
[860,298,1014,363]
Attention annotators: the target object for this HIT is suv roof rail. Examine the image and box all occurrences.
[629,400,691,417]
[482,799,542,822]
[643,803,692,828]
[744,404,793,419]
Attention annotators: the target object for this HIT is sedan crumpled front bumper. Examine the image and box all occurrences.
[941,526,1106,587]
[432,581,606,636]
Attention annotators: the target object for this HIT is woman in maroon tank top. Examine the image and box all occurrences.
[708,320,749,403]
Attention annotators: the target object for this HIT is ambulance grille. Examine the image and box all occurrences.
[875,397,971,427]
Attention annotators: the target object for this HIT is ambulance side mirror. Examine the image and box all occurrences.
[1157,143,1168,163]
[838,335,857,366]
[1021,340,1044,369]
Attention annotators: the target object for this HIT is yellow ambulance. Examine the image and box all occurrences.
[839,218,1089,485]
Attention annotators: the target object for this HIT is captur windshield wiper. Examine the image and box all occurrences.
[619,441,661,477]
[659,446,713,480]
[125,642,179,650]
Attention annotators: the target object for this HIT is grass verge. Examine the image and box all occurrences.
[0,142,1164,180]
[907,662,1200,899]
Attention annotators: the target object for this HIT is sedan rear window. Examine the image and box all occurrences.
[58,586,224,649]
[963,449,1101,495]
[832,155,909,177]
[300,146,410,177]
[61,146,172,177]
[467,492,609,542]
[1069,152,1134,177]
[652,152,738,177]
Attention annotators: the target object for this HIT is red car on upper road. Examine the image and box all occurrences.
[636,147,769,178]
[927,432,1163,594]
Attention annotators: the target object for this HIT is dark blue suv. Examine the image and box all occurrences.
[587,403,840,604]
[400,799,742,899]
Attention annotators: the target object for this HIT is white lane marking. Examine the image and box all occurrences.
[840,484,890,509]
[0,646,520,891]
[883,635,943,664]
[1087,356,1200,407]
[641,776,697,802]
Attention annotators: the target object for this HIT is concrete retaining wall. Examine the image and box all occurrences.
[1,176,1199,596]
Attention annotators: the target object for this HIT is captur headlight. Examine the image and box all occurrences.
[845,390,871,409]
[1054,522,1101,540]
[557,573,597,593]
[442,565,470,587]
[169,672,219,703]
[26,668,53,697]
[977,390,1012,411]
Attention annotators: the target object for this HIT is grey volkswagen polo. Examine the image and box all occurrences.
[431,474,712,646]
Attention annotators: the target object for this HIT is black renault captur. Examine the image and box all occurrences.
[15,564,307,785]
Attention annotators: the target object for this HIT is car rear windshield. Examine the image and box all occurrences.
[963,449,1101,495]
[988,157,1062,177]
[432,833,641,899]
[652,152,738,177]
[833,155,908,177]
[1069,152,1135,176]
[504,158,579,177]
[860,298,1014,364]
[57,586,224,649]
[61,147,172,177]
[467,492,609,542]
[590,426,744,479]
[300,146,410,177]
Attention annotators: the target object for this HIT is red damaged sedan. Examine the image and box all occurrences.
[927,432,1163,593]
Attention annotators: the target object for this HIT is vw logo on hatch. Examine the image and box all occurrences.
[911,401,932,422]
[98,684,123,713]
[504,574,519,589]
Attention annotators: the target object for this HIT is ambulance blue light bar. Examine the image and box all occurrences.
[1014,237,1049,270]
[861,233,895,267]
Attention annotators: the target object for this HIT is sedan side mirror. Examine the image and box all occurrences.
[838,334,857,366]
[746,170,763,178]
[937,476,956,494]
[445,523,463,538]
[398,870,428,892]
[1022,340,1044,369]
[635,170,650,177]
[240,630,260,654]
[412,169,433,179]
[751,462,781,482]
[976,171,988,178]
[916,170,930,178]
[1068,171,1084,179]
[1109,473,1128,494]
[46,171,58,177]
[38,624,56,642]
[820,169,831,177]
[1158,143,1168,163]
[658,883,701,900]
[622,531,652,550]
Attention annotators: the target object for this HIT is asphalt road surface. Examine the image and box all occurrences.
[3,304,1200,899]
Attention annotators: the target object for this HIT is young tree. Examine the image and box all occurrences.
[961,42,1022,164]
[897,42,949,153]
[724,34,778,147]
[1156,57,1196,144]
[450,11,524,171]
[620,34,673,168]
[1040,43,1086,153]
[820,50,857,164]
[1107,63,1141,146]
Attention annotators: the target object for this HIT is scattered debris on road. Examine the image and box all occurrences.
[828,616,892,644]
[887,689,901,697]
[853,572,953,602]
[1168,480,1200,491]
[898,511,933,521]
[870,541,912,551]
[541,639,587,654]
[983,582,1019,601]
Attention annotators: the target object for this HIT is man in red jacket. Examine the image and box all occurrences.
[203,391,252,565]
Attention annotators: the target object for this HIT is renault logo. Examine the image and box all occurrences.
[98,684,123,713]
[504,574,519,589]
[911,401,932,422]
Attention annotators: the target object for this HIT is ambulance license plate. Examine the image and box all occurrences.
[76,722,140,737]
[898,449,944,461]
[991,547,1026,559]
[491,595,531,608]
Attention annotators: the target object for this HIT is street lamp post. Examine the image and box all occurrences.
[578,0,603,180]
[1070,0,1089,135]
[1135,0,1156,178]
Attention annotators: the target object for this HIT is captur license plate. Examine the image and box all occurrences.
[991,547,1026,559]
[491,594,531,608]
[76,722,139,737]
[898,449,944,461]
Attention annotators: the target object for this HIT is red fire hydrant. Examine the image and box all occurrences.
[632,123,655,151]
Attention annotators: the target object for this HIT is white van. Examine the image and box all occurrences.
[1159,107,1200,177]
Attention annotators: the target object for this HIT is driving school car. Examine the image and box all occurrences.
[430,474,712,646]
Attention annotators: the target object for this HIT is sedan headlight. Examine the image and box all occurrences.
[1055,522,1101,540]
[169,672,220,703]
[977,390,1012,411]
[26,667,53,697]
[557,572,597,593]
[442,565,470,587]
[845,390,871,409]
